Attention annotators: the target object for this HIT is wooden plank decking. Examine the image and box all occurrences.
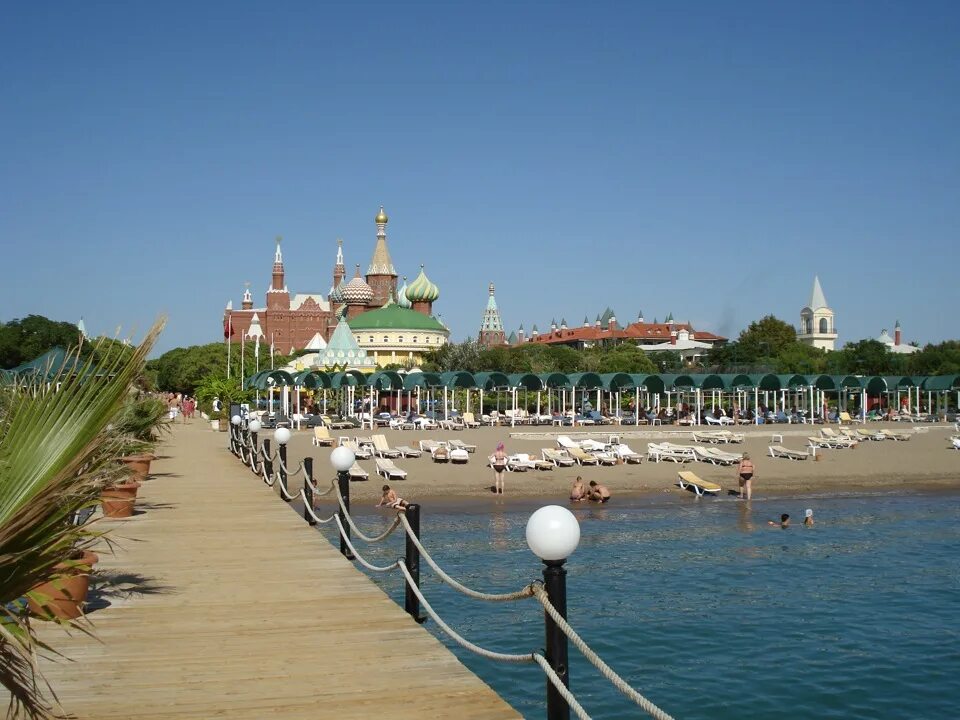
[22,423,520,719]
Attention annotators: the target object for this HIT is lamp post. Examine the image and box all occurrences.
[330,445,355,559]
[526,505,580,720]
[230,415,242,454]
[248,419,262,473]
[275,427,291,499]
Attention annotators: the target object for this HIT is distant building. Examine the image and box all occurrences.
[478,283,506,347]
[797,276,837,351]
[874,320,920,354]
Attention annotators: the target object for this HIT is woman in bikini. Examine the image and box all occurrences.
[570,476,586,502]
[737,452,755,500]
[491,442,507,494]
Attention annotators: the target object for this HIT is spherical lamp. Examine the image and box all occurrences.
[274,427,291,445]
[526,505,580,562]
[330,445,355,473]
[231,415,242,426]
[248,419,262,433]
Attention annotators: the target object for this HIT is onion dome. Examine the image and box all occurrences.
[330,278,347,303]
[406,265,440,303]
[375,205,389,224]
[342,264,374,305]
[397,276,412,309]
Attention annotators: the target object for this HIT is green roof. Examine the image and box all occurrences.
[347,304,448,332]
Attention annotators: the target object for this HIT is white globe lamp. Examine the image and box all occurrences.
[526,505,580,562]
[330,445,355,473]
[230,415,242,426]
[248,419,262,433]
[274,427,292,445]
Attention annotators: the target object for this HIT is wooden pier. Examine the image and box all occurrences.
[23,423,519,719]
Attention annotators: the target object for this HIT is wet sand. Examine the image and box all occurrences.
[259,421,960,505]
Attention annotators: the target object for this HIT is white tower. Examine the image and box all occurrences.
[798,276,837,351]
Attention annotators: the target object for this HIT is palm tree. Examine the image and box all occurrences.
[0,319,164,718]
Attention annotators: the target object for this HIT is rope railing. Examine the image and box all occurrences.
[227,424,674,720]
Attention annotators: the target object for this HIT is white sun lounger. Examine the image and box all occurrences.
[395,445,423,458]
[376,457,408,480]
[768,445,809,461]
[371,434,401,458]
[542,448,576,467]
[613,444,644,464]
[950,436,960,450]
[339,438,372,459]
[348,461,369,481]
[566,447,600,465]
[449,438,477,453]
[881,429,912,441]
[312,426,334,447]
[647,443,695,463]
[694,446,741,465]
[677,470,721,497]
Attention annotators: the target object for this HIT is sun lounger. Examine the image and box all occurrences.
[881,429,911,442]
[419,440,450,462]
[556,435,580,451]
[768,444,808,461]
[579,438,608,452]
[348,461,369,481]
[321,414,353,430]
[461,412,481,428]
[312,426,334,447]
[593,451,619,466]
[339,438,372,459]
[694,446,740,465]
[450,448,469,464]
[566,447,600,466]
[691,431,727,444]
[449,438,477,453]
[647,443,694,463]
[838,411,861,424]
[542,448,576,467]
[371,434,401,458]
[676,470,721,497]
[808,435,856,449]
[613,444,644,463]
[855,428,885,441]
[511,453,554,471]
[395,445,423,458]
[376,457,408,480]
[950,436,960,450]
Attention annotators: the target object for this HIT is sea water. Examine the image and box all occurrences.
[322,492,960,719]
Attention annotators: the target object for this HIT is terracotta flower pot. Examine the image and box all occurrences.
[218,418,228,432]
[120,453,155,480]
[28,550,99,621]
[100,481,141,518]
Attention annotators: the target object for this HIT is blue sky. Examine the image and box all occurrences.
[2,1,958,355]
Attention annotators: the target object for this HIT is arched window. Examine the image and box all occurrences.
[412,336,418,344]
[369,336,374,343]
[399,336,404,344]
[383,336,389,343]
[819,318,829,334]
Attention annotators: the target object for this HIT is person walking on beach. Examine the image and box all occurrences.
[491,442,507,494]
[570,476,586,502]
[737,452,755,500]
[376,485,409,510]
[588,481,611,503]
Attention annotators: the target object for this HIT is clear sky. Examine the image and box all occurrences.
[2,1,958,355]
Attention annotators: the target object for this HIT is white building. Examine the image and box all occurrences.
[875,321,920,354]
[798,276,838,351]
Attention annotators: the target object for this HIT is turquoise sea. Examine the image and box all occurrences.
[317,492,960,719]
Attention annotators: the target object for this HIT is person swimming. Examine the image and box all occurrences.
[768,513,790,528]
[804,508,814,526]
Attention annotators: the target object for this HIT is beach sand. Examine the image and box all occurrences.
[251,421,960,505]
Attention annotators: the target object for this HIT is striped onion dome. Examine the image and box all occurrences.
[397,276,412,308]
[342,265,373,305]
[405,265,439,303]
[330,279,347,303]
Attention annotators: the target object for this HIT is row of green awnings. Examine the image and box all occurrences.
[243,369,960,393]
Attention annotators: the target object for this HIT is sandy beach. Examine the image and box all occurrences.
[229,421,960,504]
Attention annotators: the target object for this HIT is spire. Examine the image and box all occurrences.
[77,317,87,339]
[274,236,283,264]
[479,281,505,343]
[808,275,828,311]
[335,238,344,266]
[368,206,396,276]
[269,236,287,296]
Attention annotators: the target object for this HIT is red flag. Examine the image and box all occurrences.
[223,316,233,339]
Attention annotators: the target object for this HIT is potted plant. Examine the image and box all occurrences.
[27,547,99,621]
[195,374,251,432]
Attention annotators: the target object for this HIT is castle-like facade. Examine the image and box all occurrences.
[223,207,448,367]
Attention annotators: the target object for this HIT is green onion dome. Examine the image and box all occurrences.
[397,276,412,308]
[342,265,373,305]
[405,265,440,303]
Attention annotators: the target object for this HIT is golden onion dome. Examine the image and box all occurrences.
[405,265,440,303]
[375,205,389,224]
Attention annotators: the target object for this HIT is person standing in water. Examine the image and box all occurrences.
[736,452,755,500]
[491,442,507,495]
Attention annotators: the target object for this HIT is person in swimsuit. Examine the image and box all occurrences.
[768,513,790,528]
[737,452,755,500]
[803,508,814,526]
[491,442,507,494]
[588,480,610,503]
[376,485,408,510]
[570,476,586,502]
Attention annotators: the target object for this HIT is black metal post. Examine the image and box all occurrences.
[303,457,315,525]
[403,503,425,623]
[250,431,259,473]
[337,470,354,559]
[262,439,272,482]
[542,559,570,720]
[229,423,237,455]
[240,427,250,461]
[278,442,289,500]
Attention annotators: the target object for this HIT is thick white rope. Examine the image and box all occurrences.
[396,562,534,664]
[399,513,535,602]
[334,488,403,543]
[278,478,298,501]
[300,491,339,525]
[306,478,337,498]
[532,585,674,720]
[277,457,305,476]
[333,516,403,572]
[532,654,591,720]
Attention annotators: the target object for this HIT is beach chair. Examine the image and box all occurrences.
[450,448,469,464]
[511,453,554,471]
[375,457,408,480]
[692,431,724,444]
[542,448,576,467]
[579,438,607,452]
[556,436,580,451]
[647,443,694,463]
[312,426,334,447]
[448,438,477,453]
[321,414,352,430]
[613,444,644,463]
[719,430,745,443]
[694,447,740,466]
[676,470,721,497]
[591,450,619,466]
[462,412,481,428]
[566,447,600,466]
[881,429,911,441]
[419,440,450,462]
[768,445,808,461]
[856,428,886,441]
[371,434,401,458]
[395,444,423,458]
[838,411,861,424]
[950,436,960,450]
[348,461,369,481]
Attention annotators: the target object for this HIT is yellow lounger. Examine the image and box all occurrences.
[677,470,722,497]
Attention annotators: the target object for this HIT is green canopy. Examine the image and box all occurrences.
[629,374,665,394]
[440,370,476,389]
[293,370,331,389]
[402,371,443,390]
[923,375,960,391]
[472,372,511,390]
[567,372,603,389]
[598,373,634,391]
[7,347,89,382]
[776,374,810,389]
[509,373,543,390]
[369,370,404,391]
[659,374,696,389]
[330,370,366,388]
[538,373,571,389]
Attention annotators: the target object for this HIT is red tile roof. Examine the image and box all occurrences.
[515,322,726,346]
